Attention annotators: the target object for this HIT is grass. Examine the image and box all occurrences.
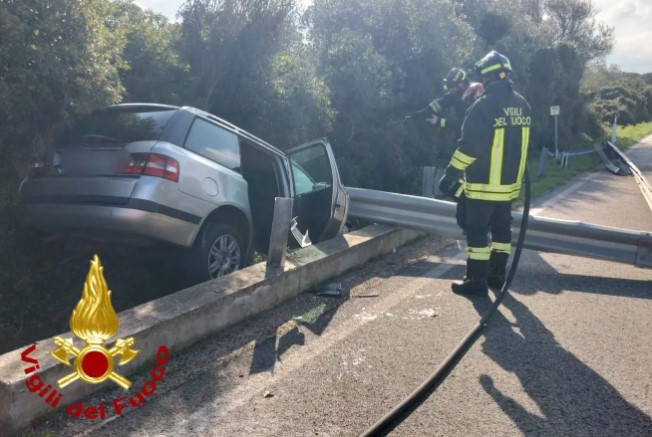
[616,122,652,147]
[514,122,652,207]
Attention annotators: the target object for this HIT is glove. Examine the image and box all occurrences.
[438,167,463,200]
[425,115,439,126]
[455,193,466,231]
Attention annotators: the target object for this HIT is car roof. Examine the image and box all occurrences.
[108,103,286,156]
[106,103,179,112]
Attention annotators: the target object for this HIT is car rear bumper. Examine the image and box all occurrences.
[19,200,200,248]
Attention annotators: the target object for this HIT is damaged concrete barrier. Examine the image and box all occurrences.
[0,224,422,435]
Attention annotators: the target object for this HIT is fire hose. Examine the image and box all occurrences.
[360,168,532,436]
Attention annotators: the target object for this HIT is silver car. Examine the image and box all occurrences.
[19,103,349,283]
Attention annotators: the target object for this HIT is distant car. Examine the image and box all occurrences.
[19,103,349,283]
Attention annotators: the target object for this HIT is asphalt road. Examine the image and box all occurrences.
[24,137,652,437]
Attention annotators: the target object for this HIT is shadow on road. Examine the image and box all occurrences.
[508,251,652,299]
[471,293,652,435]
[403,249,651,301]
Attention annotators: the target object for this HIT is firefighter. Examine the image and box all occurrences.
[427,67,484,135]
[410,68,484,166]
[438,50,532,295]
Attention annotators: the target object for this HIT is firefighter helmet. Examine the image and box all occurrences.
[474,50,512,81]
[443,68,467,91]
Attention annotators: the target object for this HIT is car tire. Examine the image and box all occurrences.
[183,222,244,285]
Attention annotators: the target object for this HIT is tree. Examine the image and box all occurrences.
[455,0,611,147]
[113,2,190,105]
[0,0,127,205]
[307,0,475,191]
[177,0,330,146]
[544,0,614,63]
[582,61,652,125]
[0,0,128,335]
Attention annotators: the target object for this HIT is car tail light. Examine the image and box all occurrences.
[124,153,179,182]
[29,162,49,177]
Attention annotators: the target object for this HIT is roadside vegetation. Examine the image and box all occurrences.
[616,122,652,148]
[1,0,651,353]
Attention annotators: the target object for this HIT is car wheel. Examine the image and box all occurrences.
[184,222,244,284]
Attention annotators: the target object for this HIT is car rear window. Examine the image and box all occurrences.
[58,108,177,146]
[184,117,241,171]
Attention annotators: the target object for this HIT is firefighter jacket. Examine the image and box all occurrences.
[449,79,531,202]
[425,82,484,139]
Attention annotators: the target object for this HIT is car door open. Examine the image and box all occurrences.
[287,139,349,244]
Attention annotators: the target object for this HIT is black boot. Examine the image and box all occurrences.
[452,259,488,295]
[487,274,505,290]
[452,277,488,295]
[488,252,509,290]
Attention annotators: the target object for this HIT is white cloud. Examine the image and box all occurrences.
[603,30,652,73]
[593,0,652,73]
[134,0,183,21]
[135,0,313,20]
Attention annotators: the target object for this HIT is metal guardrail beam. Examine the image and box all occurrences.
[346,187,652,269]
[605,141,652,212]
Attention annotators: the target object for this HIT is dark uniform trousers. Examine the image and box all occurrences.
[456,196,513,281]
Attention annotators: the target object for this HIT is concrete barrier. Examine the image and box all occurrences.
[0,225,422,435]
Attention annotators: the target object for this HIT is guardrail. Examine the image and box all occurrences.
[605,141,652,212]
[346,187,652,269]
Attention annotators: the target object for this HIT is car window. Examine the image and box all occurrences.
[185,118,241,172]
[290,145,333,195]
[58,108,176,146]
[291,161,316,195]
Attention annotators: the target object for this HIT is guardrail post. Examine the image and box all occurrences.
[561,152,569,169]
[423,167,445,197]
[537,147,547,177]
[267,197,293,271]
[422,167,436,197]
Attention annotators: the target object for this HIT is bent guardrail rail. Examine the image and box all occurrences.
[346,187,652,269]
[605,141,652,212]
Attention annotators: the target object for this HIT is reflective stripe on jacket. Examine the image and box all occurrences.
[449,80,531,202]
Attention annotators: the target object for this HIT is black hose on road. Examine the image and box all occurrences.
[360,168,532,437]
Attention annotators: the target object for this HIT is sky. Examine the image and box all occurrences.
[136,0,652,74]
[593,0,652,73]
